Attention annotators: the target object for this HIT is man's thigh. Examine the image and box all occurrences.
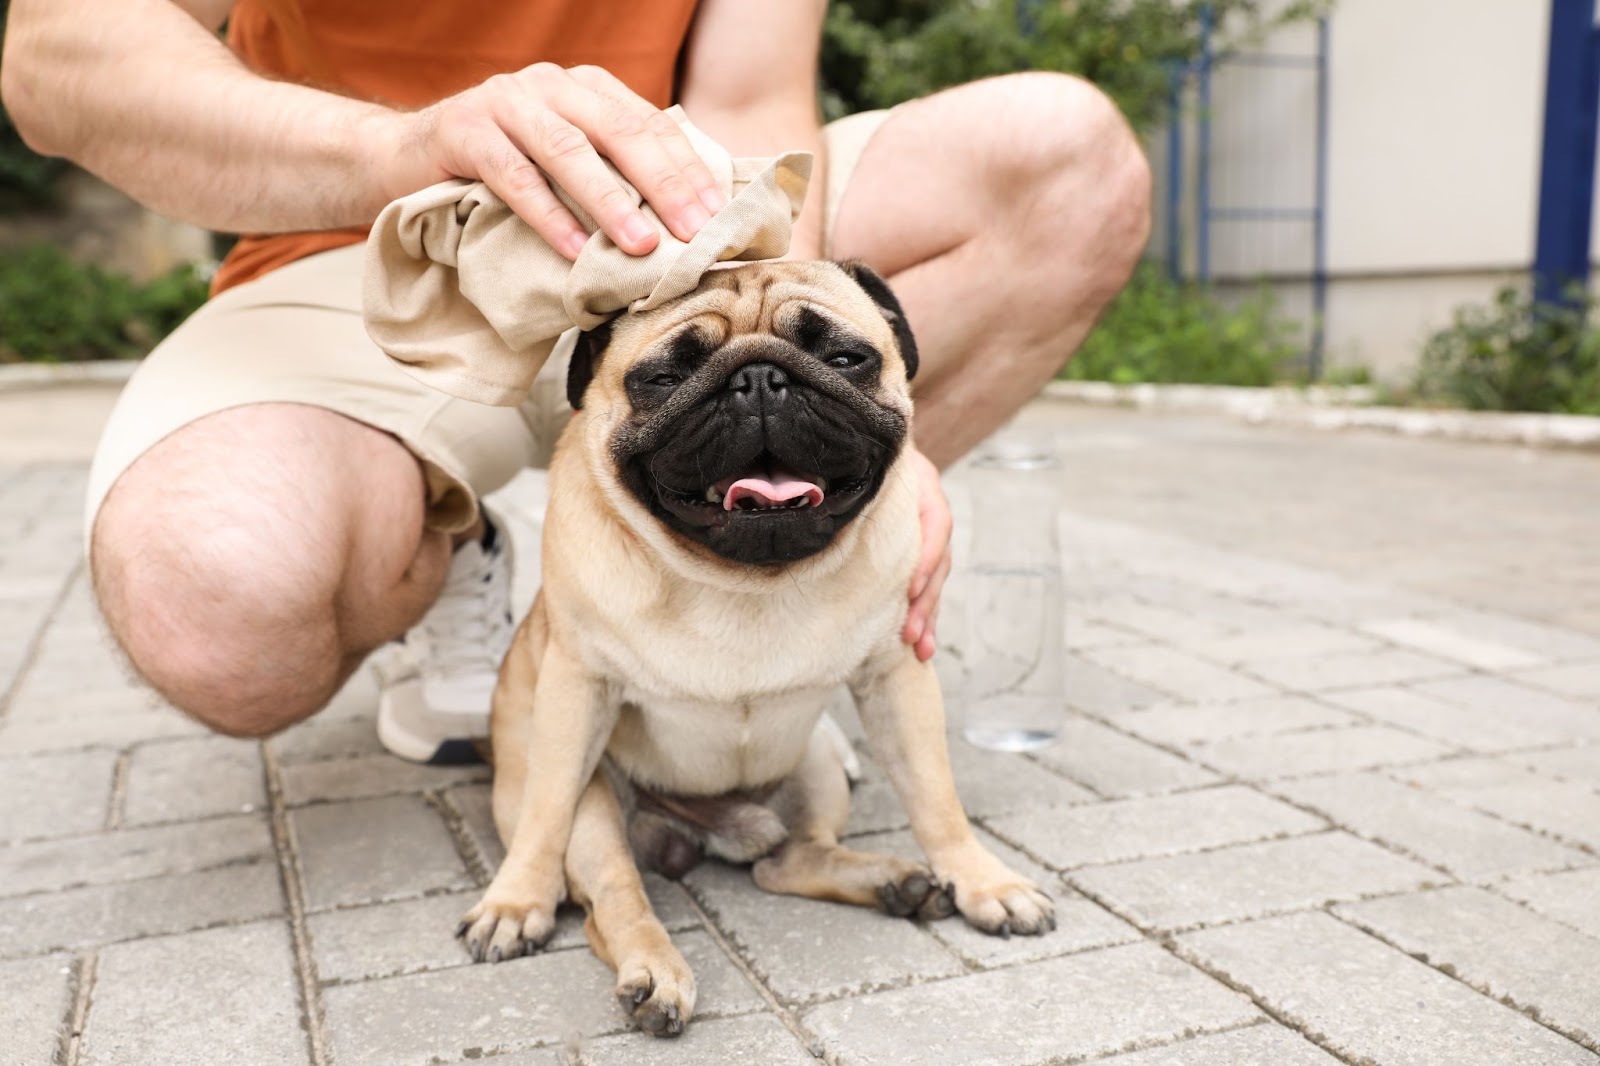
[86,244,564,546]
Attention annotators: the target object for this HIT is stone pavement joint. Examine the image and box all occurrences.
[5,398,1600,1065]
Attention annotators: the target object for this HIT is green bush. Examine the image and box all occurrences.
[1058,264,1304,385]
[821,0,1328,128]
[1413,285,1600,415]
[0,244,209,363]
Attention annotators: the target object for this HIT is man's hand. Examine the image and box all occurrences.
[902,446,953,662]
[378,64,728,260]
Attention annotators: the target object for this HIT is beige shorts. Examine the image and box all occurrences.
[85,109,891,538]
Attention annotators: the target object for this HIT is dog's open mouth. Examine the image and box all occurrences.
[718,464,823,511]
[655,455,874,527]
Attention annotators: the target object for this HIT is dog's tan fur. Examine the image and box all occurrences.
[462,262,1054,1036]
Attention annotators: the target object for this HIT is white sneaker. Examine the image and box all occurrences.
[375,514,515,764]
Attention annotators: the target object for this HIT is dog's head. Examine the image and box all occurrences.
[567,260,917,567]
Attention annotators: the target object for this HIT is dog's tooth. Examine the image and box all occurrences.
[817,477,829,492]
[705,487,722,504]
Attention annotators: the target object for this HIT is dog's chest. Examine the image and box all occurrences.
[607,684,833,794]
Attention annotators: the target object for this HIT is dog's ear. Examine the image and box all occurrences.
[836,260,919,381]
[566,320,614,410]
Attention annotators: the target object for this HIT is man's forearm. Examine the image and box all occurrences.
[2,0,398,233]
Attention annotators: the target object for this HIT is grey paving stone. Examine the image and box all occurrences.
[1063,654,1171,716]
[1410,676,1600,743]
[0,813,273,898]
[0,861,282,959]
[1181,624,1380,666]
[1497,867,1600,939]
[803,942,1259,1066]
[835,725,1089,838]
[1082,598,1237,645]
[444,782,504,870]
[1278,771,1587,880]
[1396,758,1600,850]
[1183,725,1455,780]
[280,752,488,806]
[1064,619,1146,651]
[1509,745,1600,788]
[1325,686,1566,751]
[577,1014,816,1066]
[1360,617,1546,671]
[121,736,265,826]
[0,748,116,841]
[1514,661,1600,700]
[1243,648,1463,693]
[1413,608,1600,664]
[1031,717,1221,798]
[0,700,207,755]
[1084,645,1277,703]
[268,713,386,764]
[947,737,1099,817]
[1073,831,1439,932]
[1091,1023,1342,1065]
[848,827,1141,969]
[1178,911,1599,1066]
[988,785,1325,871]
[685,857,961,1004]
[291,794,474,911]
[1339,886,1600,1049]
[1115,696,1358,746]
[0,954,73,1066]
[310,875,699,983]
[322,929,762,1066]
[81,920,307,1066]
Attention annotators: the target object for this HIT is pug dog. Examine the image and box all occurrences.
[458,260,1055,1036]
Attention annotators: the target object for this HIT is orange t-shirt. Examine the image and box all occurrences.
[213,0,700,294]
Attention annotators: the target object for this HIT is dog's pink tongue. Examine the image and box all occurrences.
[723,474,824,511]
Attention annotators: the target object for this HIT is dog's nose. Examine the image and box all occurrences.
[726,362,790,411]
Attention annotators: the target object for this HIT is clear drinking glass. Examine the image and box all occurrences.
[960,427,1066,752]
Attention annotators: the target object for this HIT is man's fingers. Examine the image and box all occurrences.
[567,65,726,216]
[544,67,717,243]
[903,546,952,651]
[498,100,658,256]
[467,127,588,259]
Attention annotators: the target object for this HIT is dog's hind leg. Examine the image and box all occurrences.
[568,770,697,1037]
[753,724,954,920]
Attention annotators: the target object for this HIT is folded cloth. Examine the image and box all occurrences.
[363,106,812,407]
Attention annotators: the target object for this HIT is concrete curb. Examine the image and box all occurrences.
[0,360,139,393]
[1041,380,1600,450]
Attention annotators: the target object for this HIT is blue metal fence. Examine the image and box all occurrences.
[1162,14,1331,377]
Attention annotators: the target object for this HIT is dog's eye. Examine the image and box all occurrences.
[825,351,865,369]
[649,373,682,388]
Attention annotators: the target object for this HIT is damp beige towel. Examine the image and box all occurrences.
[363,106,812,407]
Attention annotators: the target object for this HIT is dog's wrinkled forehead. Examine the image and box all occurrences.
[568,260,917,411]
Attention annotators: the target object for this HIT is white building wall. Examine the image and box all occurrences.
[1158,0,1556,377]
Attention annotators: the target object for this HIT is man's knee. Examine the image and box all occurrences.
[975,72,1153,263]
[88,408,413,737]
[94,490,346,737]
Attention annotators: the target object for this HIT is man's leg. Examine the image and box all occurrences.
[82,244,547,743]
[93,403,452,737]
[829,72,1153,467]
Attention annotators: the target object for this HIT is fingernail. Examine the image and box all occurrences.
[562,230,588,259]
[623,213,654,247]
[682,202,711,233]
[700,187,728,213]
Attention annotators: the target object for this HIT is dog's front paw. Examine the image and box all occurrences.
[457,892,559,963]
[616,948,698,1037]
[940,851,1056,938]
